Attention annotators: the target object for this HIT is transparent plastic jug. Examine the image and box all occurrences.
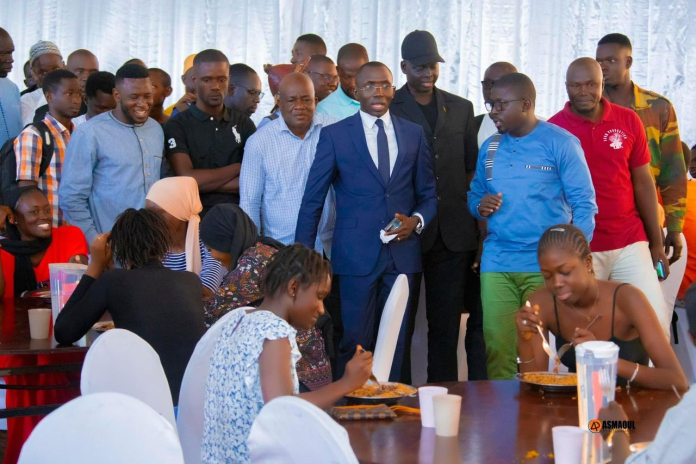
[49,263,88,324]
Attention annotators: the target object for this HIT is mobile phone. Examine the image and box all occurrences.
[384,218,402,232]
[656,261,666,279]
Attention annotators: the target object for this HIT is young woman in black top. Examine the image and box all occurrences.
[54,208,206,404]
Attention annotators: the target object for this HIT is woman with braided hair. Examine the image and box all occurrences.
[516,224,688,391]
[202,244,372,463]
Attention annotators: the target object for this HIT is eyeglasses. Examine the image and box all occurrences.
[307,71,339,84]
[357,84,396,95]
[481,79,496,89]
[485,99,525,112]
[237,85,265,99]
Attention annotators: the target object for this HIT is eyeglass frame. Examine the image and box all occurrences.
[234,84,265,99]
[356,83,396,95]
[306,70,340,84]
[484,98,526,112]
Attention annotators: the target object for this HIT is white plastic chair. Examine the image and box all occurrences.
[372,274,409,382]
[80,329,176,428]
[248,396,358,464]
[177,310,238,464]
[18,392,184,464]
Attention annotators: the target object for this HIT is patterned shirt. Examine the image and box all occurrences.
[631,83,686,232]
[240,113,338,255]
[202,308,300,463]
[161,238,226,293]
[14,113,73,226]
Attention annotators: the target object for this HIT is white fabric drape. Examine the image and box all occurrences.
[2,0,694,140]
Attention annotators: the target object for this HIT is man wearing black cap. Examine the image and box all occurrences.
[391,30,486,383]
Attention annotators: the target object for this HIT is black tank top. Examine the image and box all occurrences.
[554,283,649,383]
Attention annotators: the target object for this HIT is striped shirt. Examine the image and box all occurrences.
[14,113,73,226]
[162,238,226,292]
[240,113,338,255]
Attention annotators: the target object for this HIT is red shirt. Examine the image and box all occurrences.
[549,99,650,252]
[0,226,88,298]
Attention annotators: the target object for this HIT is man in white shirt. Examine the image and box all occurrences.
[20,41,64,125]
[475,62,517,148]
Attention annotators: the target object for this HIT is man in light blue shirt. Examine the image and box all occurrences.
[467,73,597,380]
[240,72,337,254]
[316,43,368,120]
[60,64,163,244]
[0,28,22,147]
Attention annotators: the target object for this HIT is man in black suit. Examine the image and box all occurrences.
[390,31,486,382]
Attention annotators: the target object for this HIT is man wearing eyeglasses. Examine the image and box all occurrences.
[304,55,339,102]
[467,72,597,380]
[225,63,263,119]
[389,30,485,383]
[165,50,256,216]
[296,61,437,381]
[475,62,518,149]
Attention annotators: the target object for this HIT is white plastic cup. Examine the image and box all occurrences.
[433,394,462,437]
[552,426,589,464]
[28,308,51,340]
[418,386,448,427]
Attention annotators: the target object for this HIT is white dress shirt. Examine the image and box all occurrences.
[358,109,424,232]
[20,88,46,126]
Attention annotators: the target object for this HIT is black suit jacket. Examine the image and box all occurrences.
[390,85,479,253]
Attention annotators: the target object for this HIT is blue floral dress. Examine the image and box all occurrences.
[201,308,300,463]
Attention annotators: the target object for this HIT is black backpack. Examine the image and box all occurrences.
[0,121,55,205]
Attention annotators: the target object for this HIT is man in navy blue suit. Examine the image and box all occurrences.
[295,62,437,380]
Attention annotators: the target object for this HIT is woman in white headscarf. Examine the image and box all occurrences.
[146,176,225,297]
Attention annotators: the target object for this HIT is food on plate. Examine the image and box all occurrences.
[348,383,417,398]
[92,321,115,332]
[519,372,577,386]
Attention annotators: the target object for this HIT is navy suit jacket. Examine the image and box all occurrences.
[295,112,437,276]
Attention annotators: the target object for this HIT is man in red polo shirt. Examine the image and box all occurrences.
[549,57,671,338]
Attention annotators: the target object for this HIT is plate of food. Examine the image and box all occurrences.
[516,371,578,393]
[345,382,418,405]
[92,321,115,332]
[24,290,51,300]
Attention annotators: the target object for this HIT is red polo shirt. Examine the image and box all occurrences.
[549,98,650,252]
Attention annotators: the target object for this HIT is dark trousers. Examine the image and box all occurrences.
[323,273,342,380]
[337,245,416,381]
[402,234,487,383]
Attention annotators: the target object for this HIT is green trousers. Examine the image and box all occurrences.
[481,272,545,380]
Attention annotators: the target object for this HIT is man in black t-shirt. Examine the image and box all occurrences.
[164,49,255,216]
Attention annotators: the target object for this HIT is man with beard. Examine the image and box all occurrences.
[21,41,65,126]
[296,62,437,380]
[467,72,597,380]
[0,27,22,147]
[165,49,255,215]
[390,30,486,383]
[224,63,263,119]
[596,33,686,267]
[549,58,671,337]
[317,43,368,120]
[15,69,81,226]
[305,55,339,102]
[148,68,173,124]
[59,64,163,243]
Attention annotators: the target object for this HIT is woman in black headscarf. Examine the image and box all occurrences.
[201,204,334,391]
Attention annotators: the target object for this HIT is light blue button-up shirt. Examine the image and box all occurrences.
[0,78,23,147]
[240,113,338,255]
[316,86,361,120]
[59,111,163,244]
[467,121,597,273]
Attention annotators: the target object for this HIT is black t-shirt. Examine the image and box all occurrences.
[164,105,256,212]
[418,96,438,133]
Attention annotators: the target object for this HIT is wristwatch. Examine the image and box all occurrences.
[606,428,630,448]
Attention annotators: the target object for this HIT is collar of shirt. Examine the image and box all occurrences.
[359,109,392,131]
[43,112,74,135]
[276,113,322,139]
[560,97,615,127]
[188,104,232,122]
[335,86,360,107]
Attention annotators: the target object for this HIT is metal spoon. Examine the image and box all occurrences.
[554,314,603,363]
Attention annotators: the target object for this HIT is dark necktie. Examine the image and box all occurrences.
[375,119,390,185]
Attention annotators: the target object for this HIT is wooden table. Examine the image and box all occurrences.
[0,298,99,418]
[341,380,681,463]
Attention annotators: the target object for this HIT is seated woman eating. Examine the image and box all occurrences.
[516,224,688,390]
[201,204,334,391]
[202,245,372,463]
[0,186,88,464]
[145,176,226,298]
[54,208,206,405]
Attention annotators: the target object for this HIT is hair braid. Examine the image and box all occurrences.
[260,244,332,297]
[538,224,592,262]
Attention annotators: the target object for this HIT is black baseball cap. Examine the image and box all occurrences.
[401,30,444,66]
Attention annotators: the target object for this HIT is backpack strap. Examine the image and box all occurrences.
[485,133,503,181]
[29,120,55,178]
